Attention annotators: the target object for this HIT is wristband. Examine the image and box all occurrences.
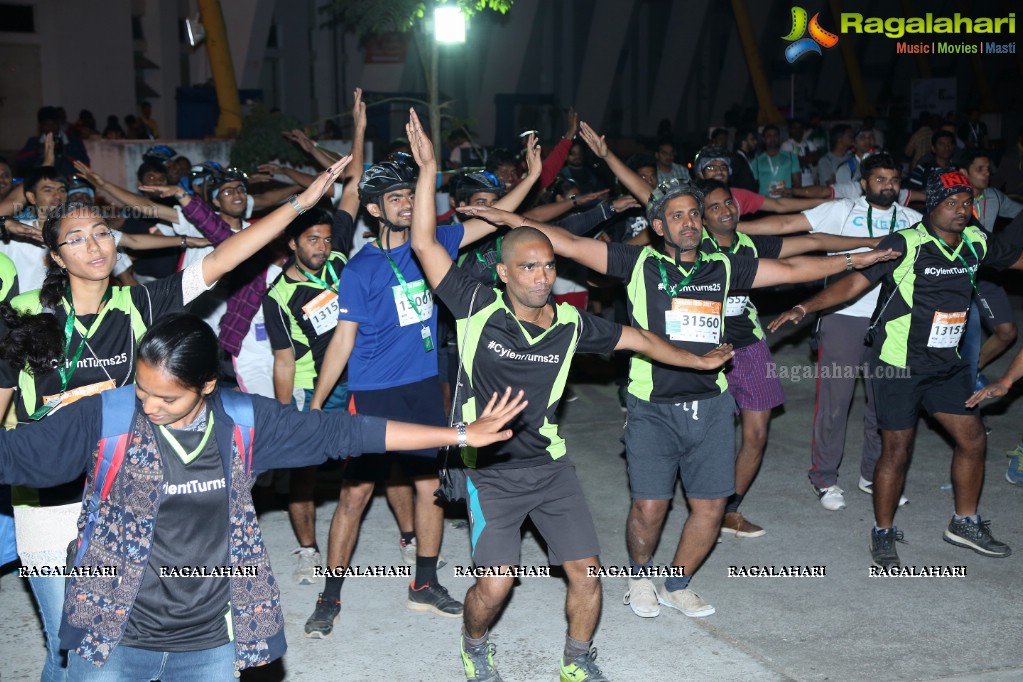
[288,194,306,215]
[180,236,187,249]
[455,422,468,448]
[569,194,578,206]
[997,377,1013,389]
[0,215,8,242]
[793,304,807,319]
[845,254,854,271]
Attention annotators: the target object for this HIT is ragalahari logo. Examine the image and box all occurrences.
[783,7,839,63]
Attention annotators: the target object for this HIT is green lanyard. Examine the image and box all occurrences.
[30,286,113,420]
[474,237,503,284]
[376,236,434,352]
[297,261,339,292]
[706,230,740,254]
[933,233,981,292]
[158,411,215,465]
[865,205,898,238]
[656,252,702,298]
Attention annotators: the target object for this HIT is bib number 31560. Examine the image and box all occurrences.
[665,298,721,344]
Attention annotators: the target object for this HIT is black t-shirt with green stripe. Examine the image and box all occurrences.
[263,252,349,389]
[605,242,759,402]
[700,231,782,348]
[860,221,1021,373]
[433,263,621,469]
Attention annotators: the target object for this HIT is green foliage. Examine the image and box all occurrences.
[229,106,310,173]
[319,0,512,36]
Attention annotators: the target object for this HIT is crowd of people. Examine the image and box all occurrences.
[0,91,1022,682]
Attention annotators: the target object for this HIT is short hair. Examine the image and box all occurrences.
[858,153,899,181]
[829,124,852,148]
[694,178,731,199]
[37,106,60,125]
[24,166,66,196]
[136,159,168,183]
[285,207,335,240]
[762,124,780,136]
[958,148,992,171]
[931,130,956,146]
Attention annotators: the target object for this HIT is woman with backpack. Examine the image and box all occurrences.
[0,313,523,679]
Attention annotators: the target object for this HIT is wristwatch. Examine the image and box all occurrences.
[288,194,306,215]
[455,422,468,448]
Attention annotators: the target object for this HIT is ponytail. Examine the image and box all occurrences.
[0,302,63,375]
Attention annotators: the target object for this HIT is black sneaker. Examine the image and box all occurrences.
[407,581,463,617]
[304,593,341,638]
[870,527,905,568]
[943,516,1012,557]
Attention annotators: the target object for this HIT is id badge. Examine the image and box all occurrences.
[978,296,995,321]
[29,396,61,421]
[421,326,434,352]
[255,322,267,342]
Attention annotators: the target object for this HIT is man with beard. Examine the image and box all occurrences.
[772,171,1023,567]
[696,179,880,537]
[740,154,920,511]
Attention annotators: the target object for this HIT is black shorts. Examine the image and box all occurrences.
[871,361,975,431]
[465,459,600,567]
[344,377,445,481]
[976,279,1014,328]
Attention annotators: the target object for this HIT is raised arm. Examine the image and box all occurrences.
[283,128,337,171]
[617,326,734,370]
[116,231,208,251]
[338,87,367,220]
[406,108,454,289]
[579,122,653,205]
[200,158,349,285]
[73,160,178,224]
[776,233,881,258]
[458,133,542,248]
[456,204,611,275]
[739,212,812,235]
[252,183,301,211]
[752,248,898,289]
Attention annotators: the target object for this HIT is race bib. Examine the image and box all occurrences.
[665,298,721,344]
[42,379,117,415]
[927,311,967,348]
[393,279,433,327]
[302,289,340,336]
[725,295,749,317]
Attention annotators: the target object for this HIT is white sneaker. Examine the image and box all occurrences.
[858,476,909,507]
[399,538,447,569]
[812,483,846,511]
[623,578,660,618]
[292,547,321,585]
[655,583,715,617]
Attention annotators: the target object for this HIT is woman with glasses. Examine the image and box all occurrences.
[0,158,349,682]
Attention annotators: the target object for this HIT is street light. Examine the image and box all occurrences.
[434,7,466,44]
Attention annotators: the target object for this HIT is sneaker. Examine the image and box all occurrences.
[655,583,715,618]
[720,511,765,538]
[292,547,321,585]
[560,648,610,682]
[461,637,502,682]
[304,594,341,638]
[1006,445,1023,486]
[622,578,659,618]
[857,476,909,507]
[943,516,1012,557]
[399,537,447,569]
[407,582,463,617]
[869,527,905,569]
[812,483,846,511]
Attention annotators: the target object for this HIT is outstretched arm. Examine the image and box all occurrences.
[200,157,349,285]
[617,326,734,370]
[406,108,453,289]
[579,122,653,205]
[384,388,526,450]
[766,272,874,333]
[73,160,178,224]
[760,195,828,212]
[455,204,610,275]
[752,249,898,289]
[739,212,812,236]
[776,233,881,258]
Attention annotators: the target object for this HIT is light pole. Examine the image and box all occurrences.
[426,6,466,159]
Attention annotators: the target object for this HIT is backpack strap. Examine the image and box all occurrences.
[220,390,256,476]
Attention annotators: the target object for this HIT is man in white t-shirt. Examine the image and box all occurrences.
[742,153,921,511]
[1,167,66,291]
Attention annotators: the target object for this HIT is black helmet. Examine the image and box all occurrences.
[693,146,732,176]
[66,175,96,201]
[143,144,177,163]
[210,167,249,198]
[358,153,418,204]
[453,170,506,204]
[189,161,223,192]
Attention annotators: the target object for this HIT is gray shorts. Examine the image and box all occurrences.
[623,391,736,500]
[465,459,600,568]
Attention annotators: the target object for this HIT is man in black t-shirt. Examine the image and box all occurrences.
[405,111,734,682]
[462,182,896,623]
[772,171,1023,569]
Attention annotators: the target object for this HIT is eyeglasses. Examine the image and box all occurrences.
[219,185,248,197]
[57,230,114,249]
[703,163,729,173]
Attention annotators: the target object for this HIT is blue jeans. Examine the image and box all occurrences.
[28,575,67,682]
[67,641,235,681]
[302,382,348,413]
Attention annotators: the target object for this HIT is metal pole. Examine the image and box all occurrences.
[730,0,783,125]
[197,0,243,137]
